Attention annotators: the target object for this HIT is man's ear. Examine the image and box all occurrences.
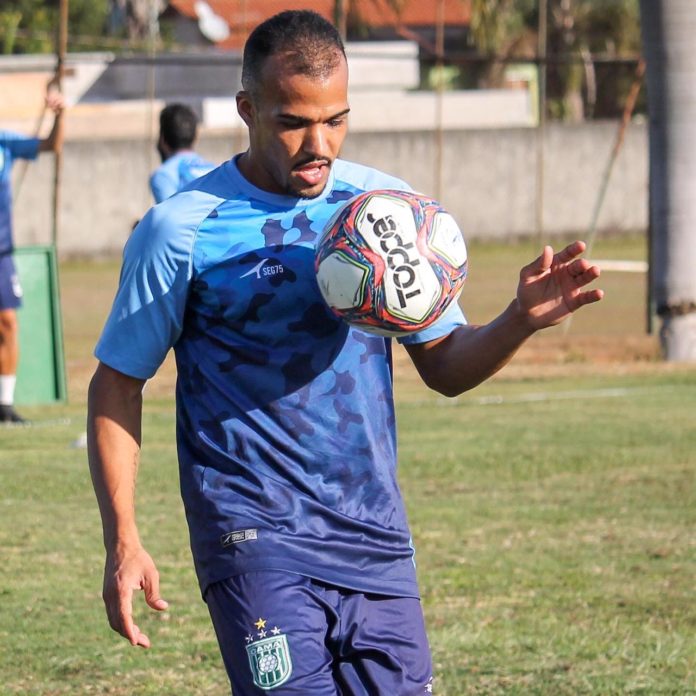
[236,90,254,127]
[158,134,172,156]
[237,90,254,126]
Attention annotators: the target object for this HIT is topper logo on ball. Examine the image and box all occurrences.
[355,195,440,321]
[314,188,465,337]
[365,211,422,309]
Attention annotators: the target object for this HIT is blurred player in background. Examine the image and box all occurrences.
[0,87,64,424]
[88,10,603,694]
[150,103,215,203]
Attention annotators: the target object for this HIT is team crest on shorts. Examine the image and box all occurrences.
[245,618,292,689]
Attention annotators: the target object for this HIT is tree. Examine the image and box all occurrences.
[639,0,696,360]
[466,0,641,119]
[469,0,536,88]
[546,0,641,121]
[0,0,56,53]
[0,0,110,54]
[108,0,165,42]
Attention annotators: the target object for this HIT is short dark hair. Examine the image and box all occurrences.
[159,103,198,150]
[242,10,345,97]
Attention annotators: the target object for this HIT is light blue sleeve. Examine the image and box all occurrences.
[150,166,177,204]
[1,132,40,161]
[332,159,412,194]
[397,299,467,345]
[94,190,222,379]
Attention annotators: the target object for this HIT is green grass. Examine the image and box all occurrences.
[401,372,696,694]
[461,232,649,334]
[1,234,695,694]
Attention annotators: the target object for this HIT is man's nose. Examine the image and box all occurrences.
[302,124,328,156]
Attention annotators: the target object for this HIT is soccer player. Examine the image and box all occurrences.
[87,10,603,694]
[150,102,215,203]
[0,87,64,424]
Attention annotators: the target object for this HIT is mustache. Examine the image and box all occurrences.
[293,157,330,169]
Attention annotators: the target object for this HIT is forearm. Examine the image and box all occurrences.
[87,364,145,551]
[39,113,64,153]
[406,299,536,397]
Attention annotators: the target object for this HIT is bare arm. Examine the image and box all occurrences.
[406,241,603,396]
[405,299,536,396]
[87,362,168,648]
[38,89,65,153]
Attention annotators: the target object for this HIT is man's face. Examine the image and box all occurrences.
[237,53,350,198]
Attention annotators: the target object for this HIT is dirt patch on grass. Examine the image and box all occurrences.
[392,330,694,388]
[491,333,665,378]
[73,333,678,405]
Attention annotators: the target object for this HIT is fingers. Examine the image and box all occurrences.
[45,92,65,114]
[566,256,603,311]
[117,590,152,648]
[102,553,167,649]
[131,624,152,649]
[44,80,65,113]
[522,241,598,283]
[553,240,586,265]
[567,257,601,284]
[521,245,553,279]
[575,287,604,307]
[143,572,169,612]
[104,581,141,646]
[106,586,155,648]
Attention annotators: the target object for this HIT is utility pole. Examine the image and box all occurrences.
[434,0,445,201]
[535,0,548,243]
[335,0,349,40]
[146,0,159,207]
[52,0,68,247]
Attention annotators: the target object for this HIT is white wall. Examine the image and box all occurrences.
[12,121,647,257]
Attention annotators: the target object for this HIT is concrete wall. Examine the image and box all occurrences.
[12,120,647,257]
[203,88,534,132]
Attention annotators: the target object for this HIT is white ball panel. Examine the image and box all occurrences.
[353,194,419,255]
[383,262,442,322]
[316,252,368,310]
[353,193,439,321]
[429,213,468,268]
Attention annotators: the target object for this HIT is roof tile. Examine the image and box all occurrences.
[168,0,470,49]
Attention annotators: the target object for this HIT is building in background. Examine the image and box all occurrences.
[162,0,472,52]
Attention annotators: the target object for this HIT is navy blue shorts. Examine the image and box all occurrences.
[205,571,434,695]
[0,255,22,310]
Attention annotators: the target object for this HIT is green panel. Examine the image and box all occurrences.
[14,245,67,404]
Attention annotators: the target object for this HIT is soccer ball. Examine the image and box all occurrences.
[315,189,468,337]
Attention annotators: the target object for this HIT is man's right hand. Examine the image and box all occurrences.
[102,545,169,648]
[46,92,64,113]
[88,364,158,646]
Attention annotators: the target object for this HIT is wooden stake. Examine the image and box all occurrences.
[52,0,68,247]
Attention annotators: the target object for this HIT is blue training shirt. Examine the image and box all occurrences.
[96,156,466,598]
[150,150,216,203]
[0,131,40,255]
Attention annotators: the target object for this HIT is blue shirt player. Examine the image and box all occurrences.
[0,88,64,423]
[150,102,215,203]
[87,11,604,695]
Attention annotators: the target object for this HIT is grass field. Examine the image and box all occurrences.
[1,234,695,695]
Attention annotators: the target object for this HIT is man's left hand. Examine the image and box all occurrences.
[517,240,604,330]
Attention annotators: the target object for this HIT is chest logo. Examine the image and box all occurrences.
[240,258,285,280]
[220,528,258,547]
